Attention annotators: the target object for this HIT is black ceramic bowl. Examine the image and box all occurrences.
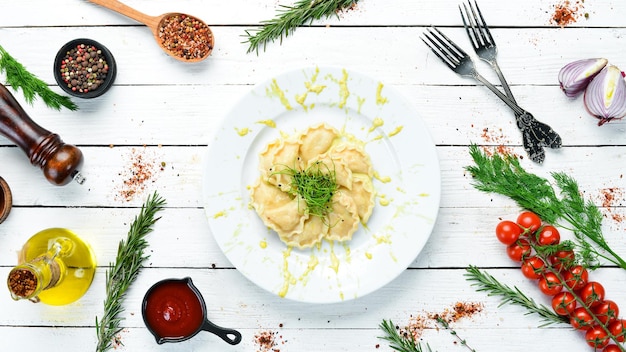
[53,38,117,99]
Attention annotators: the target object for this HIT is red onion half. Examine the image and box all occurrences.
[583,65,626,126]
[558,58,608,98]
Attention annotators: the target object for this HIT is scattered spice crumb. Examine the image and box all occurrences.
[478,126,516,157]
[550,0,584,27]
[254,329,286,352]
[598,187,625,223]
[401,301,484,341]
[115,147,164,201]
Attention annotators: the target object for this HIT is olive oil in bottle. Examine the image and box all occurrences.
[7,228,96,305]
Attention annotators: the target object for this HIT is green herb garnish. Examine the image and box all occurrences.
[244,0,360,53]
[465,144,626,270]
[378,317,476,352]
[95,192,166,352]
[277,161,338,218]
[465,266,569,327]
[0,44,77,111]
[378,319,432,352]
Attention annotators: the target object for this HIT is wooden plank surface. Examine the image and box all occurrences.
[1,1,626,351]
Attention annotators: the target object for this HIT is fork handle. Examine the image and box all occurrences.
[491,61,517,104]
[472,73,526,115]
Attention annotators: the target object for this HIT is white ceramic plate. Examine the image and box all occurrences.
[203,67,440,303]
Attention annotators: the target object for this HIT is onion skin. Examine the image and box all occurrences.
[583,65,626,126]
[559,58,608,98]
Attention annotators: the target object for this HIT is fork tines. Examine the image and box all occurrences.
[421,27,469,70]
[460,1,494,50]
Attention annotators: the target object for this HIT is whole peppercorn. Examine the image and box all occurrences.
[59,44,109,94]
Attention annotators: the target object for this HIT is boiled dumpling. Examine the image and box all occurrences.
[249,123,376,248]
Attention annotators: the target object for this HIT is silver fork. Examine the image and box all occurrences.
[460,1,562,156]
[422,26,552,163]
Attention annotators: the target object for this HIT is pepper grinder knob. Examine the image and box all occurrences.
[0,84,84,186]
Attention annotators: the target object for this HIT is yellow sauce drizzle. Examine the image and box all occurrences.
[369,117,384,132]
[326,70,350,108]
[267,79,292,110]
[278,247,294,298]
[259,240,267,249]
[365,252,373,260]
[378,194,390,206]
[213,211,226,219]
[295,68,327,111]
[376,82,389,105]
[257,120,276,128]
[357,96,366,113]
[235,127,249,136]
[388,125,403,137]
[329,241,340,273]
[373,171,391,183]
[338,69,350,108]
[374,234,392,244]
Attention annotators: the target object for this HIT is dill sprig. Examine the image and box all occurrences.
[464,266,569,327]
[0,44,77,111]
[244,0,360,53]
[465,144,626,270]
[95,192,166,352]
[277,161,338,218]
[378,319,432,352]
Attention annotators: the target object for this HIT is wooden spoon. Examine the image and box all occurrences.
[86,0,214,62]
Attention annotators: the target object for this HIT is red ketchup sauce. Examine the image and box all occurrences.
[143,280,204,340]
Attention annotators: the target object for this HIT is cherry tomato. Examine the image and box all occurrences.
[603,345,622,352]
[579,282,606,308]
[537,225,560,246]
[506,239,532,262]
[538,272,563,295]
[570,307,594,330]
[551,292,576,316]
[495,220,522,245]
[608,319,626,343]
[586,325,610,349]
[516,211,542,234]
[521,256,545,280]
[548,250,575,271]
[563,265,589,291]
[593,300,620,325]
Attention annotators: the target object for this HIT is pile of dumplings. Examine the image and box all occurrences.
[250,123,376,249]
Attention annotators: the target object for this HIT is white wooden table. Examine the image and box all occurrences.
[1,0,626,351]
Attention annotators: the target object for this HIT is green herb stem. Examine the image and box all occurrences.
[434,317,476,352]
[378,319,431,352]
[0,44,77,111]
[244,0,359,53]
[95,192,166,352]
[465,144,626,271]
[464,266,569,327]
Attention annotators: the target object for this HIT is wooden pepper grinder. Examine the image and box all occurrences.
[0,84,85,186]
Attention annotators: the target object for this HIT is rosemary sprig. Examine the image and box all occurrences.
[0,44,77,111]
[378,319,432,352]
[464,265,569,327]
[465,144,626,270]
[434,317,476,352]
[379,317,476,352]
[95,192,166,352]
[244,0,360,53]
